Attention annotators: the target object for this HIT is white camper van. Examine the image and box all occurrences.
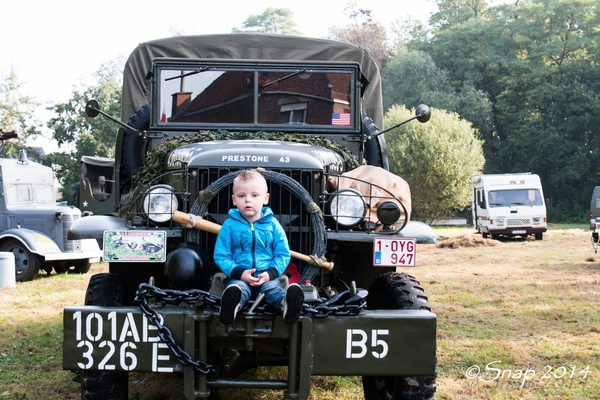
[471,173,547,240]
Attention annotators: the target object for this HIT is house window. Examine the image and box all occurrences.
[279,103,307,124]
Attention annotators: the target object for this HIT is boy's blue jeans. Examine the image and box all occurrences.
[224,278,285,312]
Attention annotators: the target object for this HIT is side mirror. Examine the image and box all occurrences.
[84,99,144,137]
[367,104,432,140]
[416,104,431,123]
[85,99,100,118]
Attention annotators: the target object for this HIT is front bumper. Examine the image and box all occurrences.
[487,226,547,235]
[63,305,436,377]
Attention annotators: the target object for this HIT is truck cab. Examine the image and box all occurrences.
[0,150,102,281]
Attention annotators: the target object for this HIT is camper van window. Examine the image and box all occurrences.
[595,198,600,209]
[489,189,543,208]
[477,190,486,209]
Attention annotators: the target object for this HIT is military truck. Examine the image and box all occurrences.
[0,135,102,281]
[64,34,437,399]
[67,155,116,216]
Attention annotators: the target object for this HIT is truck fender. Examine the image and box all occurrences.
[67,215,129,242]
[0,228,61,256]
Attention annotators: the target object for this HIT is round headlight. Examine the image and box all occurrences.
[376,201,401,226]
[329,188,366,228]
[143,185,178,223]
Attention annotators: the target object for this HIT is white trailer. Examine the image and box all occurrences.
[471,173,547,240]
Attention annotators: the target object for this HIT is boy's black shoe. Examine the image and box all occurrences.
[283,283,304,325]
[220,284,242,325]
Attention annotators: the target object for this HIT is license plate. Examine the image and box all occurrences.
[63,307,178,372]
[373,238,416,267]
[512,230,526,234]
[103,230,167,262]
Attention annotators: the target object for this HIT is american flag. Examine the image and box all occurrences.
[160,103,167,122]
[331,112,350,126]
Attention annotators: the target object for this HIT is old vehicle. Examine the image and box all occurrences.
[0,138,102,281]
[64,34,437,399]
[67,156,116,216]
[471,173,547,240]
[589,186,600,252]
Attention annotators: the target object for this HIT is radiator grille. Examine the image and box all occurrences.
[190,168,319,262]
[62,213,81,252]
[507,218,531,226]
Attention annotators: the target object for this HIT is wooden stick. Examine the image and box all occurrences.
[172,210,334,271]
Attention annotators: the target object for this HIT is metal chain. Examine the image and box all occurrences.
[135,284,217,375]
[134,283,368,375]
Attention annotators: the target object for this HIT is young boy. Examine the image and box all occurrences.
[214,170,304,325]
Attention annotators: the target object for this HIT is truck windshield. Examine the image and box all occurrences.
[488,189,544,207]
[157,64,355,128]
[5,183,56,205]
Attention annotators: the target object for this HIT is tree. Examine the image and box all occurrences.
[327,2,393,69]
[44,60,122,200]
[420,0,600,221]
[0,69,42,158]
[382,49,495,160]
[385,105,485,222]
[429,0,492,30]
[232,8,301,35]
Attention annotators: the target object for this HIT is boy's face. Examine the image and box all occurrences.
[232,178,270,223]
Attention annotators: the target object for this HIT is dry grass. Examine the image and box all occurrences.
[0,226,598,399]
[420,226,600,399]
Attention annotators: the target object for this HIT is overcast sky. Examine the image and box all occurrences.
[1,0,437,151]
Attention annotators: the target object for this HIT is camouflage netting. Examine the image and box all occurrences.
[134,130,360,185]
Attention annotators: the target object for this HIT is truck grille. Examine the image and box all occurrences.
[190,168,319,264]
[62,213,82,252]
[507,218,531,226]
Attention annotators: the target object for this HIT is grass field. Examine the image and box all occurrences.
[0,225,598,399]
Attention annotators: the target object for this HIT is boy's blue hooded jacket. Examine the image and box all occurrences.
[214,206,291,281]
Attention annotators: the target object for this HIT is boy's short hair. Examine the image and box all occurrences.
[233,170,268,193]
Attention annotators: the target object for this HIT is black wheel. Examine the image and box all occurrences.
[54,259,92,274]
[362,272,436,400]
[0,238,41,282]
[482,231,489,239]
[80,273,129,400]
[119,103,150,194]
[535,232,543,240]
[363,113,385,168]
[490,233,500,240]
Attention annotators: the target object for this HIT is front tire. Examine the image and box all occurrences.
[119,104,150,194]
[0,239,41,282]
[80,273,129,400]
[362,272,436,400]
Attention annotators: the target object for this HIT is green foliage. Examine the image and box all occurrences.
[0,69,42,157]
[327,4,392,69]
[135,131,359,185]
[385,105,484,221]
[382,49,495,151]
[44,61,121,200]
[416,0,600,222]
[232,8,300,35]
[430,0,492,30]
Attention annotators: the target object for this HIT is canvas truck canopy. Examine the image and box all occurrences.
[121,33,383,129]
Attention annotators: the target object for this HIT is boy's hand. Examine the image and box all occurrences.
[241,269,259,285]
[253,271,271,286]
[240,269,271,287]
